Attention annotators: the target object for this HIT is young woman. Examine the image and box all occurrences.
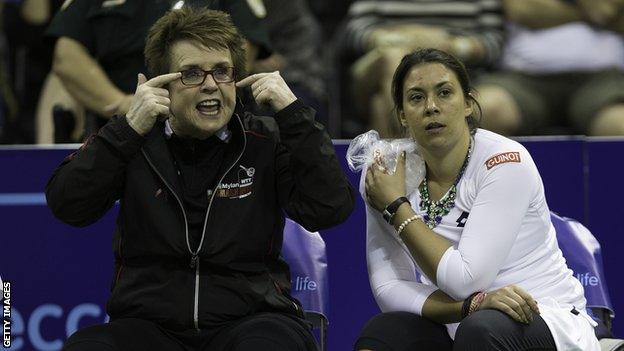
[356,48,599,351]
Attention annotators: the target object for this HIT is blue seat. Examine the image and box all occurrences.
[281,219,329,351]
[551,212,624,350]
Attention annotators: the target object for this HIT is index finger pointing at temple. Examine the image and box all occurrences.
[235,73,270,88]
[144,72,182,87]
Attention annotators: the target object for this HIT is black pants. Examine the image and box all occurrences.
[63,313,317,351]
[355,310,556,351]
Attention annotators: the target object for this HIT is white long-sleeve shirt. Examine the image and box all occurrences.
[362,129,599,350]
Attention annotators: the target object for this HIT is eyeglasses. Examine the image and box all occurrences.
[179,67,235,86]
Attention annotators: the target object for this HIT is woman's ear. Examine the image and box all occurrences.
[465,95,475,117]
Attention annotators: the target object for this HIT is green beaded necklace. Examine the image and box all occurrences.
[419,138,473,229]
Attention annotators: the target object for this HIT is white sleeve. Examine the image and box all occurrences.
[436,150,539,300]
[360,170,438,315]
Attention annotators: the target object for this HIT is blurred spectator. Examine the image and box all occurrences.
[251,0,329,127]
[477,0,624,136]
[307,0,353,43]
[36,72,84,143]
[0,1,14,140]
[46,0,271,137]
[1,0,64,144]
[338,0,504,138]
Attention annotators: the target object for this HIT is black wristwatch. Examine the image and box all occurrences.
[382,196,410,224]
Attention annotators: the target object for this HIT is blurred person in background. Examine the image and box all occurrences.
[1,0,64,144]
[477,0,624,136]
[46,0,272,138]
[251,0,329,127]
[307,0,353,44]
[338,0,504,138]
[35,67,85,143]
[0,1,15,141]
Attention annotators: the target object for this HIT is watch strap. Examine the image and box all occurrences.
[382,196,410,223]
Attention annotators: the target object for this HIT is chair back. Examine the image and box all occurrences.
[551,212,615,328]
[281,219,329,350]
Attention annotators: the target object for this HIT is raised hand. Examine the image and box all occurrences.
[235,71,297,112]
[126,72,181,135]
[476,285,540,324]
[365,151,407,211]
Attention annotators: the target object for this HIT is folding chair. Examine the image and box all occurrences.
[282,219,330,351]
[551,212,624,350]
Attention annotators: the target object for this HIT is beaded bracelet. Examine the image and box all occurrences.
[396,214,421,236]
[461,292,479,318]
[468,292,487,315]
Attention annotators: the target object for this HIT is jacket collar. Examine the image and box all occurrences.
[164,119,232,142]
[141,114,246,195]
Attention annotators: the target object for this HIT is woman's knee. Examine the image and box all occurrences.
[454,309,555,351]
[367,311,426,328]
[454,310,521,350]
[356,312,451,351]
[216,313,316,351]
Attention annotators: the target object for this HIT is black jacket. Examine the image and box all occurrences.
[46,100,354,331]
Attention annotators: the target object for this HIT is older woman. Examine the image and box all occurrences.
[356,48,599,351]
[46,6,353,351]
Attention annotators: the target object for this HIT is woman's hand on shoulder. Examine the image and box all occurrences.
[365,151,407,211]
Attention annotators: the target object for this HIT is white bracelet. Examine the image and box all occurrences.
[396,214,421,236]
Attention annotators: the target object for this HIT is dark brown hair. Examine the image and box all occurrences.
[144,6,247,79]
[391,48,481,133]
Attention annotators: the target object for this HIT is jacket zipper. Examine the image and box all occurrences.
[192,259,200,329]
[191,115,247,330]
[143,115,247,330]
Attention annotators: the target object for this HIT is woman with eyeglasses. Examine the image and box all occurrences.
[355,48,600,351]
[45,7,354,351]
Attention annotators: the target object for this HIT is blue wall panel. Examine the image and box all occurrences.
[586,141,624,339]
[1,139,622,350]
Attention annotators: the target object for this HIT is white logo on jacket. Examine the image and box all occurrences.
[216,165,255,199]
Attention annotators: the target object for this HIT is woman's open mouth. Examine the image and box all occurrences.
[196,99,221,116]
